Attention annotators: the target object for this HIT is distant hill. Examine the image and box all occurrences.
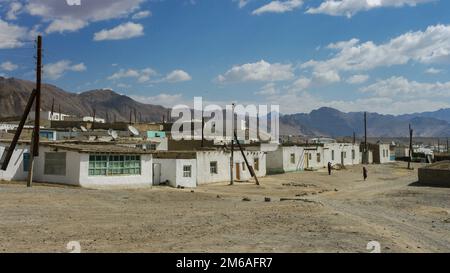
[0,77,168,122]
[1,77,449,137]
[280,107,450,137]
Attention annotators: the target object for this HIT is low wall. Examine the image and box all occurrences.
[418,167,450,187]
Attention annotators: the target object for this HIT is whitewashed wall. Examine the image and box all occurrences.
[324,143,360,166]
[0,143,30,181]
[196,150,266,185]
[175,159,197,188]
[304,147,325,169]
[267,146,305,173]
[33,147,81,186]
[378,144,392,164]
[78,154,153,187]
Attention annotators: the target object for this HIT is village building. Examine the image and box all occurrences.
[266,145,306,174]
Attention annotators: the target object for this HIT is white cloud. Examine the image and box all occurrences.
[0,61,18,71]
[6,1,23,20]
[0,19,28,49]
[234,0,250,8]
[255,82,279,95]
[25,0,144,33]
[302,24,450,81]
[347,74,370,84]
[44,60,86,80]
[252,0,303,15]
[307,0,433,17]
[261,89,450,115]
[216,60,294,83]
[132,10,152,19]
[131,93,187,107]
[360,76,450,98]
[425,67,443,74]
[94,22,144,41]
[313,70,341,84]
[45,18,87,33]
[163,70,192,83]
[108,68,155,81]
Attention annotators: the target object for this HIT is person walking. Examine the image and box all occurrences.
[327,162,332,176]
[363,166,368,181]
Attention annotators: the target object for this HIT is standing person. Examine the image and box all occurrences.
[327,162,332,176]
[363,166,368,181]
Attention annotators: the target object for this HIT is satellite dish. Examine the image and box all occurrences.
[128,125,139,136]
[72,127,79,132]
[108,129,118,140]
[80,126,88,132]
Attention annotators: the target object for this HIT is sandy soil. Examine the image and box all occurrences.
[0,162,449,253]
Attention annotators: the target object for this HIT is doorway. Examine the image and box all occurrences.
[235,163,241,181]
[153,163,161,185]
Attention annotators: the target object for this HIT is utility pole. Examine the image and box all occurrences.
[129,109,132,125]
[363,112,368,164]
[50,98,55,121]
[353,131,356,145]
[447,137,449,153]
[92,109,96,130]
[201,115,205,148]
[134,108,137,124]
[27,35,42,188]
[408,124,413,170]
[230,103,235,185]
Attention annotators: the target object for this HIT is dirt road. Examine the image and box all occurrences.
[0,162,449,253]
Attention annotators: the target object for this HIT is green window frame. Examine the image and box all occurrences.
[88,154,141,176]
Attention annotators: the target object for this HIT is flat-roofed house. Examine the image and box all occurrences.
[266,145,306,174]
[0,141,153,188]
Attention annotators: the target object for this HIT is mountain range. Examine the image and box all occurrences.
[0,77,168,123]
[1,77,449,137]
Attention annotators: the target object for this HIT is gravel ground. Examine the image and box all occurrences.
[0,161,449,253]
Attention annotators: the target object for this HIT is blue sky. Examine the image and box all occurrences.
[1,0,450,115]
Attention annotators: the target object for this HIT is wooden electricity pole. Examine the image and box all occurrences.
[234,131,260,186]
[408,124,413,170]
[27,35,42,188]
[363,112,368,164]
[230,103,235,185]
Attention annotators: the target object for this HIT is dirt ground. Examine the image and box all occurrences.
[1,162,449,253]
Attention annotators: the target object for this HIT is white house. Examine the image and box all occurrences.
[323,143,360,166]
[82,116,106,123]
[29,111,71,121]
[266,145,306,174]
[152,148,267,188]
[0,141,153,188]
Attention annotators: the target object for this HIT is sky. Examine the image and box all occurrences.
[0,0,450,115]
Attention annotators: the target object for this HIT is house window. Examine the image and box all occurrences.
[332,150,335,161]
[352,150,355,160]
[343,152,347,159]
[308,153,312,161]
[290,153,295,164]
[88,155,141,176]
[44,152,66,176]
[317,153,321,163]
[254,158,259,171]
[242,162,246,171]
[383,150,386,157]
[210,161,218,174]
[23,152,30,172]
[183,165,192,177]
